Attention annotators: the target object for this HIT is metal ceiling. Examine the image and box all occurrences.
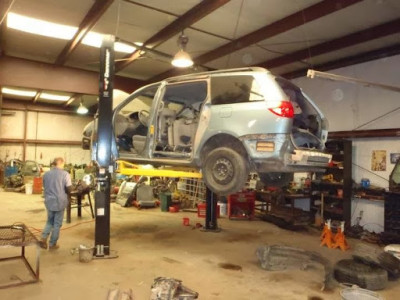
[0,0,399,109]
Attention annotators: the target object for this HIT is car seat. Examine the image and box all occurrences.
[157,108,176,146]
[169,117,198,150]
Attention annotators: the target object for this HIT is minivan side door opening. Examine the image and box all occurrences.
[153,80,208,159]
[113,85,159,157]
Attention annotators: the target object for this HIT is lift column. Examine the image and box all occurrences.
[94,35,115,257]
[204,188,220,232]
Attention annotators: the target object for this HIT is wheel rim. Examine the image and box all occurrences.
[212,157,234,184]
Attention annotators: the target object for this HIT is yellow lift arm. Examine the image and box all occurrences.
[116,160,202,179]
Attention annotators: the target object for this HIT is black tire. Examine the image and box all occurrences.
[258,172,292,188]
[202,147,249,195]
[334,259,388,291]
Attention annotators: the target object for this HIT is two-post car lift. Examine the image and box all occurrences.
[93,36,219,258]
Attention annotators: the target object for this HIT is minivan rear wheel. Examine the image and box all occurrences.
[202,147,249,195]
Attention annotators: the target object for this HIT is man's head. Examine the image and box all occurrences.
[52,157,65,169]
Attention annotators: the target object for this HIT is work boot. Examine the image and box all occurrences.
[49,244,59,250]
[39,238,48,249]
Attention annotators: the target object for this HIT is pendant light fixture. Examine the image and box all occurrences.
[171,32,193,68]
[77,101,88,114]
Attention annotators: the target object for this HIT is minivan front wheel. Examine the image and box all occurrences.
[202,147,249,195]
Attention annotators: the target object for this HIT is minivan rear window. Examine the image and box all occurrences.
[211,75,264,105]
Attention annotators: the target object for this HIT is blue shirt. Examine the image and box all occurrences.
[43,168,72,211]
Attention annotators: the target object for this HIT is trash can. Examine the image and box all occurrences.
[160,193,172,212]
[25,183,33,195]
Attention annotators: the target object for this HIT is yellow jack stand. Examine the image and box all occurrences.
[332,222,350,251]
[320,220,334,248]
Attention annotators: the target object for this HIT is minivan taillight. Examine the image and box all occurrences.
[268,101,294,118]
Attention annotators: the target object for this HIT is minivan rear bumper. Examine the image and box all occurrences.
[240,133,331,172]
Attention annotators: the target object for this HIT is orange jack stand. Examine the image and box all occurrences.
[332,224,350,251]
[320,220,334,248]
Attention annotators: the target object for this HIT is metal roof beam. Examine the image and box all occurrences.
[149,0,362,82]
[55,0,114,65]
[282,43,400,79]
[260,18,400,70]
[0,55,144,95]
[115,0,231,72]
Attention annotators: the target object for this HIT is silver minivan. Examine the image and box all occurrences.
[83,67,331,195]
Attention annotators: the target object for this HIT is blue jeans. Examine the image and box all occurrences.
[41,209,65,246]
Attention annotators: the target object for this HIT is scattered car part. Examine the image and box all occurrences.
[384,244,400,260]
[107,288,134,300]
[116,181,137,207]
[334,259,388,291]
[256,245,335,291]
[134,185,159,209]
[340,285,384,300]
[150,277,198,300]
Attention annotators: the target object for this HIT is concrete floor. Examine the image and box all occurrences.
[0,191,398,300]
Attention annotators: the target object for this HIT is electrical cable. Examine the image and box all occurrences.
[28,219,95,238]
[225,0,244,68]
[299,0,314,70]
[353,106,400,130]
[115,0,121,37]
[352,162,389,182]
[0,0,16,25]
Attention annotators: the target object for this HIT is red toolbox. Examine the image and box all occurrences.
[197,203,220,218]
[228,191,255,220]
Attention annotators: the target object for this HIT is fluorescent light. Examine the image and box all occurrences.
[7,12,77,40]
[114,42,136,53]
[171,50,193,68]
[82,32,103,48]
[1,87,37,97]
[77,102,88,114]
[8,13,136,53]
[82,32,136,53]
[40,93,70,101]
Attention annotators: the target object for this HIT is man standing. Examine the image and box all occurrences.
[40,157,72,250]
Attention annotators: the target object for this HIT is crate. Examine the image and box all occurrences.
[228,191,256,220]
[197,203,220,218]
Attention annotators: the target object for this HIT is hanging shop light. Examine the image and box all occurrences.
[77,101,89,114]
[171,32,193,68]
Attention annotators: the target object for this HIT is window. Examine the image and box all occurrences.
[119,85,159,116]
[211,75,264,105]
[114,84,159,151]
[163,81,208,111]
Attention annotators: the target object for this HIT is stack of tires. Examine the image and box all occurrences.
[334,243,400,291]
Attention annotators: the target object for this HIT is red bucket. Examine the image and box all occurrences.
[182,217,190,226]
[169,205,179,213]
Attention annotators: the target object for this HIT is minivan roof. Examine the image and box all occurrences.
[164,67,270,83]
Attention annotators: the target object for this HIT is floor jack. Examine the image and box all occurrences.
[93,35,117,259]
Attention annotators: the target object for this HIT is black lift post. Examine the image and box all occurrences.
[203,188,221,232]
[94,35,115,257]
